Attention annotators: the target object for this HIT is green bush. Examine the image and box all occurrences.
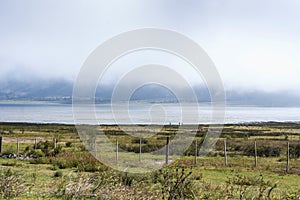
[0,169,26,198]
[50,152,106,172]
[1,145,15,155]
[289,144,300,158]
[155,167,196,199]
[36,140,54,156]
[65,141,72,147]
[54,171,63,178]
[26,149,45,157]
[244,145,281,157]
[29,157,51,165]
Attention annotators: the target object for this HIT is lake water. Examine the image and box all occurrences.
[0,102,300,124]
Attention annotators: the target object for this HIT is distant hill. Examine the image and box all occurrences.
[0,78,299,106]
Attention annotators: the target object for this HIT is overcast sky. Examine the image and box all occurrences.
[0,0,300,94]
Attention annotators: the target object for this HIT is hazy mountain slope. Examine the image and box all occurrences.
[0,78,299,106]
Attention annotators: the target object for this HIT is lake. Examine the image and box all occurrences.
[0,102,299,124]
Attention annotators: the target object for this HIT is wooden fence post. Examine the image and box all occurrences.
[286,142,290,173]
[0,136,2,154]
[116,137,118,163]
[53,138,57,149]
[254,140,257,167]
[194,140,198,165]
[17,137,20,155]
[165,136,170,165]
[34,138,37,151]
[93,139,96,156]
[224,139,227,166]
[139,137,142,162]
[296,141,300,158]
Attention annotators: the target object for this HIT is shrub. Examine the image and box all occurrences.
[65,141,72,147]
[36,140,54,156]
[1,161,22,167]
[226,174,277,199]
[131,138,148,144]
[50,152,106,172]
[244,145,281,157]
[54,171,63,178]
[52,145,63,157]
[1,145,15,155]
[26,149,45,158]
[289,144,300,158]
[29,157,51,165]
[0,169,26,198]
[53,171,157,200]
[155,167,196,199]
[54,173,98,199]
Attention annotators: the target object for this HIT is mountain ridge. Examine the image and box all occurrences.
[0,78,299,106]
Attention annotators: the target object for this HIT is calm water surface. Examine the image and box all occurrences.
[0,102,299,124]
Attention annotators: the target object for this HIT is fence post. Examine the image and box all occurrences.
[34,138,37,151]
[139,137,142,162]
[224,139,227,166]
[286,142,290,173]
[94,139,97,156]
[74,138,76,152]
[194,140,198,165]
[296,141,300,158]
[53,138,57,149]
[254,140,257,167]
[116,137,118,163]
[17,137,20,155]
[165,136,170,165]
[0,136,2,154]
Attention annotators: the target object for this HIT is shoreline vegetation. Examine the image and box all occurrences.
[0,122,299,199]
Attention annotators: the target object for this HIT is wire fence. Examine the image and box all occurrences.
[0,135,299,173]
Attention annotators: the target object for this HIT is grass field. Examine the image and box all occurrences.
[0,122,299,199]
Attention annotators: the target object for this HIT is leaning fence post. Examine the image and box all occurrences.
[254,140,257,167]
[165,136,170,165]
[116,137,118,163]
[0,136,2,154]
[286,142,290,173]
[224,139,227,166]
[194,140,198,165]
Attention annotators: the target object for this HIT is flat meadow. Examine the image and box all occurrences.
[0,122,299,199]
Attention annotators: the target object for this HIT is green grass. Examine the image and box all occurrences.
[0,122,300,199]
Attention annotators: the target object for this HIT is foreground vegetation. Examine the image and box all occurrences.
[0,122,300,199]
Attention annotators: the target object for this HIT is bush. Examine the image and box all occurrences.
[54,171,63,178]
[244,146,281,157]
[1,145,15,155]
[53,171,157,200]
[65,141,72,147]
[26,149,45,158]
[0,169,26,198]
[29,157,51,165]
[36,140,54,156]
[50,152,106,172]
[290,144,300,158]
[226,174,277,199]
[52,145,63,157]
[155,167,196,199]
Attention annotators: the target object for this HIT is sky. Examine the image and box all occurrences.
[0,0,300,95]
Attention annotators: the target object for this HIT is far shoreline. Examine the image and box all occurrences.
[0,121,299,127]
